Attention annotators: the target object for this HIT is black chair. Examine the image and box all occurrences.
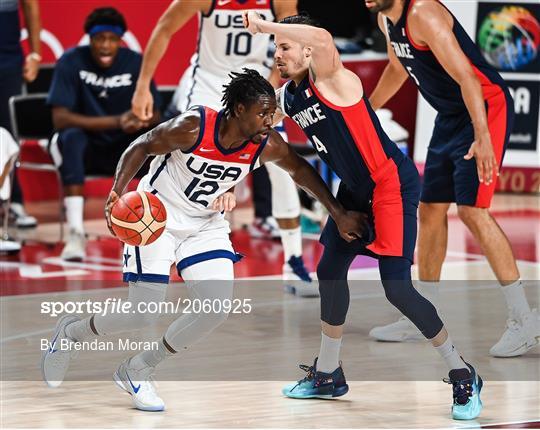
[157,85,177,116]
[23,64,55,94]
[9,93,65,239]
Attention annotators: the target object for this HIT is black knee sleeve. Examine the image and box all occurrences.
[317,249,355,326]
[379,257,443,339]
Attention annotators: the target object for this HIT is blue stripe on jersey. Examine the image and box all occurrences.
[182,105,207,153]
[176,249,243,273]
[185,16,205,111]
[135,246,142,275]
[202,0,217,18]
[123,272,169,284]
[149,154,171,187]
[213,110,251,155]
[249,135,270,171]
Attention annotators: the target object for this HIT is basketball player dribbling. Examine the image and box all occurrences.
[244,11,483,419]
[366,0,539,357]
[131,0,319,296]
[41,69,367,412]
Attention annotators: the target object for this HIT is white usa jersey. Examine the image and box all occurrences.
[139,106,267,220]
[174,0,276,111]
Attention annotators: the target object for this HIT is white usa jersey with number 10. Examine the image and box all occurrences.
[175,0,276,112]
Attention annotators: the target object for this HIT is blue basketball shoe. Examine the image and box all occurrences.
[444,363,483,420]
[282,358,349,399]
[283,255,319,298]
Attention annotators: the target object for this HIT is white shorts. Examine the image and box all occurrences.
[123,183,240,284]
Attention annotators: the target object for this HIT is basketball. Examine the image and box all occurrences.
[110,191,167,246]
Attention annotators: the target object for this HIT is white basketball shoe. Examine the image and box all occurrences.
[490,310,540,357]
[60,229,86,261]
[114,358,165,412]
[369,316,426,342]
[41,314,80,387]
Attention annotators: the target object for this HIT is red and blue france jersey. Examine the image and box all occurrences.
[282,76,418,259]
[282,76,406,191]
[384,0,510,115]
[385,0,515,208]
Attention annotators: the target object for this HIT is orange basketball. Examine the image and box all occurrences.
[110,191,167,246]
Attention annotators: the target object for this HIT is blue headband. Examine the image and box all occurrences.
[88,24,125,37]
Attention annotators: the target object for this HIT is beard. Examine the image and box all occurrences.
[278,69,290,79]
[367,0,395,13]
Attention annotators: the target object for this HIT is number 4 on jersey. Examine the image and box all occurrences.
[311,135,328,154]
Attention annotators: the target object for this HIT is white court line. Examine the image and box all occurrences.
[0,328,53,343]
[446,250,486,260]
[0,285,128,301]
[41,257,120,272]
[455,419,540,429]
[19,269,90,279]
[85,255,121,265]
[0,261,89,278]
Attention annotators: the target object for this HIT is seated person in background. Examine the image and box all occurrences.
[0,0,42,228]
[47,7,161,261]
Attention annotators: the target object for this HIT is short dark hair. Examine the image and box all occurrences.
[84,7,127,35]
[278,13,321,27]
[221,68,275,117]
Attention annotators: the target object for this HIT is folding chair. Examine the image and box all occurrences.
[23,64,55,94]
[8,93,65,240]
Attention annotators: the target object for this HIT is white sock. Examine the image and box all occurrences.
[280,226,303,262]
[130,338,175,370]
[417,280,440,310]
[435,336,467,371]
[317,332,341,373]
[65,317,95,342]
[64,196,84,233]
[501,280,531,320]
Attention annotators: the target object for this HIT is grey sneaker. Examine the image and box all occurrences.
[490,310,540,357]
[60,229,86,261]
[369,316,425,342]
[41,314,80,388]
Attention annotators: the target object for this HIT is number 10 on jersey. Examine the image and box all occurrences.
[225,32,252,56]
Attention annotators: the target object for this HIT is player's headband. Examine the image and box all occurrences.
[88,24,125,37]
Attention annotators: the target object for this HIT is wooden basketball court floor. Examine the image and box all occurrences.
[1,193,539,428]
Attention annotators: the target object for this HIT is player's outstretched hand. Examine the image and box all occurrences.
[104,190,120,236]
[464,132,498,185]
[131,86,154,121]
[243,10,263,34]
[212,192,236,212]
[334,210,369,242]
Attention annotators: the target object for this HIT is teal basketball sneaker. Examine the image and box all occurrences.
[282,358,349,399]
[444,363,483,420]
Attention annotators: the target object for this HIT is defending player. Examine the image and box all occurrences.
[41,69,366,412]
[366,0,539,357]
[131,0,318,296]
[244,12,483,419]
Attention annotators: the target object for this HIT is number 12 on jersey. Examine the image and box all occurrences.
[184,177,219,207]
